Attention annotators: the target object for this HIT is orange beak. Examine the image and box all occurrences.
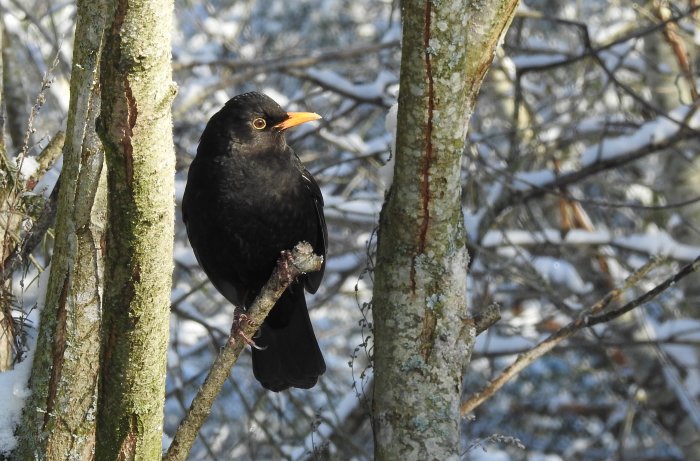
[274,111,322,131]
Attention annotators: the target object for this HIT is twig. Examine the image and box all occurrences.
[514,6,700,75]
[473,303,501,336]
[459,256,698,416]
[164,241,323,461]
[284,69,391,108]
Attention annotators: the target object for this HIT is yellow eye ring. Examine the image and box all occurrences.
[252,118,266,130]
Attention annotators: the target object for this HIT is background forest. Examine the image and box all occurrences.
[1,0,699,460]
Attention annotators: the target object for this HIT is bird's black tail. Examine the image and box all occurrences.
[252,287,325,392]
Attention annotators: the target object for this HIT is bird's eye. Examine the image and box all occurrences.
[252,118,267,130]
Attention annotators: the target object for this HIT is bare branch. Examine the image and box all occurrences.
[459,256,695,416]
[25,130,64,190]
[586,255,700,326]
[1,131,64,282]
[173,40,399,73]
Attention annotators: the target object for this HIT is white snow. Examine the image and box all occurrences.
[0,265,50,455]
[306,68,395,104]
[173,242,198,267]
[0,354,34,456]
[16,156,39,179]
[581,105,700,166]
[481,228,700,262]
[380,102,398,190]
[282,388,362,459]
[532,256,592,295]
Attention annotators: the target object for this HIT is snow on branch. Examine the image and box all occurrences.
[479,105,700,234]
[480,228,700,262]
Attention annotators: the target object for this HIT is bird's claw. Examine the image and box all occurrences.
[277,250,295,283]
[230,312,265,349]
[233,310,257,329]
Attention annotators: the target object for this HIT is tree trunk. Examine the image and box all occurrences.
[95,0,176,459]
[16,1,110,459]
[371,0,519,459]
[0,20,13,372]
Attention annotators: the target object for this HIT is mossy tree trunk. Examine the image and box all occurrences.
[371,0,519,459]
[16,1,109,459]
[95,0,176,459]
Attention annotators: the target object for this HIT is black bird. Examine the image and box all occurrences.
[182,92,327,391]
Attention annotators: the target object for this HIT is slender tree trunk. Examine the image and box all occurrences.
[15,1,109,459]
[95,0,176,459]
[0,158,16,372]
[1,21,31,150]
[371,1,519,459]
[0,20,13,372]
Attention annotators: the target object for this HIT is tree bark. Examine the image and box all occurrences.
[0,19,12,372]
[371,0,519,459]
[15,1,109,459]
[95,0,176,459]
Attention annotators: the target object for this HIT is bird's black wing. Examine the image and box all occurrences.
[299,162,327,294]
[182,179,246,306]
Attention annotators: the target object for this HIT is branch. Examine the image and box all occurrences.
[459,255,700,416]
[164,242,323,461]
[25,131,65,191]
[486,120,699,228]
[173,40,399,73]
[0,176,60,282]
[585,255,700,326]
[1,131,64,281]
[514,6,700,75]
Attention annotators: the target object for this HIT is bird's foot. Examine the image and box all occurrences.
[229,312,265,350]
[277,249,295,284]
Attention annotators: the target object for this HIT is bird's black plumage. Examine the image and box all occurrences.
[182,92,327,391]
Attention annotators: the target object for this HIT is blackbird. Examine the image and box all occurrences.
[182,92,327,391]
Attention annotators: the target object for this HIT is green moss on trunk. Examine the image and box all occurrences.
[95,0,176,459]
[17,1,110,459]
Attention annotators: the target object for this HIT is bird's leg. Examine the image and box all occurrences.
[229,308,264,350]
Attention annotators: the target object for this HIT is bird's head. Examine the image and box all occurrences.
[200,92,321,157]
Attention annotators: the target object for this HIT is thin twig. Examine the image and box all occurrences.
[164,241,323,461]
[478,114,700,240]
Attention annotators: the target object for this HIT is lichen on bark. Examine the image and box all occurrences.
[372,0,519,459]
[17,1,109,459]
[95,0,176,459]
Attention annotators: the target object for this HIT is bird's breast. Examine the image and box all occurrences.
[197,158,316,261]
